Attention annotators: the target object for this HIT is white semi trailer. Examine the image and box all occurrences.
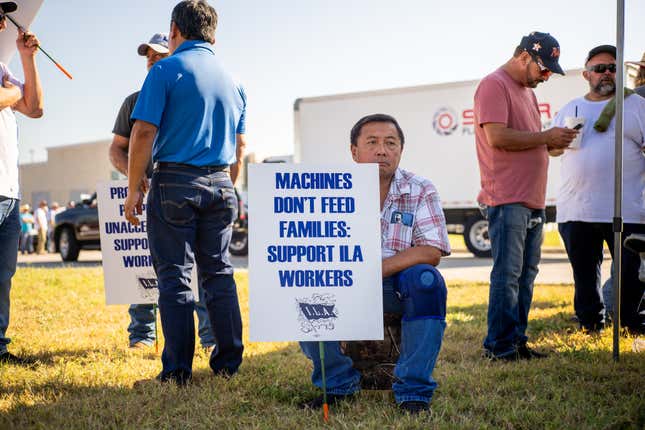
[293,70,588,257]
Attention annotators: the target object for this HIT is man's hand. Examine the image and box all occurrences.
[16,29,39,58]
[544,127,579,150]
[139,177,150,195]
[124,189,144,226]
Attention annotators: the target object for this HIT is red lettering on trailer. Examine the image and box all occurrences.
[538,103,552,119]
[462,109,474,126]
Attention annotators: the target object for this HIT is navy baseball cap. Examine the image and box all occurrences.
[586,45,616,64]
[0,2,17,13]
[137,33,169,56]
[519,31,565,75]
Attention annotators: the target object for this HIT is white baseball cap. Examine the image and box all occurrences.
[137,33,169,56]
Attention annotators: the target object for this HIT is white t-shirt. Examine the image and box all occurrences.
[0,62,24,199]
[553,94,645,223]
[35,207,48,232]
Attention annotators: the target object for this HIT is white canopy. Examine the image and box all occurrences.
[0,0,43,65]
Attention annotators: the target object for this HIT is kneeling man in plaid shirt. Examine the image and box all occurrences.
[299,114,451,414]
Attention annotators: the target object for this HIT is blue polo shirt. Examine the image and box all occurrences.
[131,40,246,166]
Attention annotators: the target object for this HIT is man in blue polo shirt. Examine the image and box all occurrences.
[124,0,247,385]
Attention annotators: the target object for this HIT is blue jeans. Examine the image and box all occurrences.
[299,276,446,404]
[19,231,33,254]
[128,286,215,347]
[147,164,243,380]
[0,197,20,355]
[483,204,544,358]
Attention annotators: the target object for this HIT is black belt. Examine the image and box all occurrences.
[154,162,229,172]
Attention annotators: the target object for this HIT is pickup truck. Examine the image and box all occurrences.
[54,190,249,261]
[53,194,100,261]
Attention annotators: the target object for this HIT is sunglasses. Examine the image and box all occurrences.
[529,54,552,77]
[586,63,617,74]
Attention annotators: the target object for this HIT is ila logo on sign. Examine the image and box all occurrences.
[296,294,338,337]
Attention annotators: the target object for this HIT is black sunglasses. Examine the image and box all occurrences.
[587,63,616,74]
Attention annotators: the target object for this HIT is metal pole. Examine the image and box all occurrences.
[319,342,329,422]
[612,0,625,362]
[154,304,159,354]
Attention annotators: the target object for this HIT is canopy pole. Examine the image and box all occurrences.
[612,0,625,362]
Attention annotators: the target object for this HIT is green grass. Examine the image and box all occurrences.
[1,267,643,429]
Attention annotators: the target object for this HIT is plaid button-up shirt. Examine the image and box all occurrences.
[381,168,451,259]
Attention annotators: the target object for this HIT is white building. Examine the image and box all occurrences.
[19,140,120,208]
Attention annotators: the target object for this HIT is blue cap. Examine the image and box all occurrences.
[519,31,564,75]
[137,33,169,56]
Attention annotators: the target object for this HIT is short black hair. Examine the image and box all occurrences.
[350,114,405,147]
[171,1,218,44]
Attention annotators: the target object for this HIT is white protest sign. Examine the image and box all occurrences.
[0,1,44,65]
[248,164,383,342]
[97,181,198,305]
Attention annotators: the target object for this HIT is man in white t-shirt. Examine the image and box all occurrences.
[34,200,48,254]
[551,45,645,335]
[0,2,44,365]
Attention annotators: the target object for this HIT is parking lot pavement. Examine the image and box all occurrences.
[17,250,249,270]
[17,250,611,285]
[439,251,612,285]
[17,250,103,268]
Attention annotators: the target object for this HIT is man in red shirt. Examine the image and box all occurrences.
[474,32,577,360]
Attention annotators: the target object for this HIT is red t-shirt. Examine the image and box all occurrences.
[474,68,547,209]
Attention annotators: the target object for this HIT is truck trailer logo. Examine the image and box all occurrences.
[432,107,459,136]
[296,294,338,336]
[432,103,554,137]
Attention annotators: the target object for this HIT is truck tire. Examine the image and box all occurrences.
[229,232,248,256]
[58,227,80,262]
[464,216,492,258]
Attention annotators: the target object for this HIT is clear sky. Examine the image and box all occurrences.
[10,0,645,164]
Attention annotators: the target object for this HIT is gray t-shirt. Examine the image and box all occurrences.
[112,91,153,177]
[112,91,139,138]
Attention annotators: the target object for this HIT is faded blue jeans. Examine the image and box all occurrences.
[0,197,20,355]
[128,285,215,348]
[483,203,544,358]
[147,163,243,381]
[299,275,446,404]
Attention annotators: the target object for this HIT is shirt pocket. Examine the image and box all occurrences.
[383,222,414,253]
